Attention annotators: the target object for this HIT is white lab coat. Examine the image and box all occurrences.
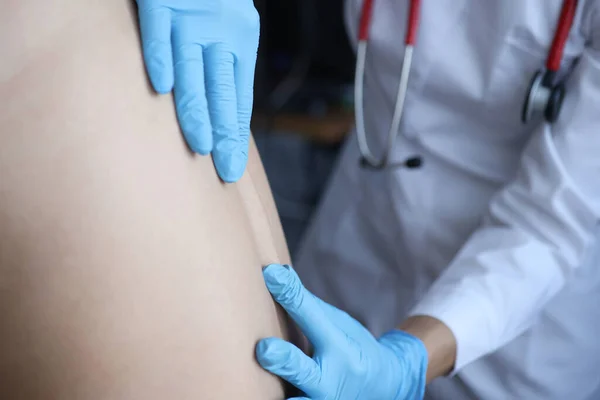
[294,0,600,398]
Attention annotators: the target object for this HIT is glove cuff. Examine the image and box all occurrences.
[379,329,428,400]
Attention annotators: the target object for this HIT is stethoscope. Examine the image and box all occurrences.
[355,0,579,170]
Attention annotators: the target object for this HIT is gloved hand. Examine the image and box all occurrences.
[256,264,428,400]
[136,0,260,183]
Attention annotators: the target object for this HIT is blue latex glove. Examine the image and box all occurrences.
[136,0,260,183]
[256,264,428,400]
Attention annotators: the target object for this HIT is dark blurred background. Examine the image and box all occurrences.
[251,0,356,258]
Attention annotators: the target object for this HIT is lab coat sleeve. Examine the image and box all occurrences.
[409,6,600,372]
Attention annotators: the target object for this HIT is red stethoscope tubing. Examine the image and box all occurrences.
[359,0,421,44]
[359,0,576,68]
[547,0,578,72]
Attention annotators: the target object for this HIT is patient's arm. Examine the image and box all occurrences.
[0,1,289,399]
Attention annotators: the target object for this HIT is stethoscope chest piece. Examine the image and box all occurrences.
[521,70,566,124]
[521,0,577,125]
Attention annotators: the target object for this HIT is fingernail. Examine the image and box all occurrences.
[147,57,173,94]
[263,264,290,287]
[150,74,172,94]
[181,115,211,155]
[257,339,287,366]
[214,150,247,183]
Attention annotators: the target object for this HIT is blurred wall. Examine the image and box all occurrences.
[252,0,355,257]
[254,0,355,112]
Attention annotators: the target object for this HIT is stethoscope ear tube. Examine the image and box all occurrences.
[355,43,419,170]
[359,155,423,170]
[355,0,422,170]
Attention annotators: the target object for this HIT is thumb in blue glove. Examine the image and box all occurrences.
[256,264,428,400]
[136,0,260,183]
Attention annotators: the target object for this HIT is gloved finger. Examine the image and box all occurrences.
[204,44,240,182]
[263,264,339,349]
[217,50,257,183]
[137,4,174,93]
[319,300,370,339]
[172,25,211,154]
[256,337,322,397]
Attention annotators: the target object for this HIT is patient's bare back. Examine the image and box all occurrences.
[0,1,289,398]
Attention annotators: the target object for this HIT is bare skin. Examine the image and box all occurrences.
[0,1,289,398]
[399,316,457,383]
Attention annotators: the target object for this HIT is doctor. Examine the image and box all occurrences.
[135,0,600,398]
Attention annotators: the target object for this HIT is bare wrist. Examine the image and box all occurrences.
[399,315,457,383]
